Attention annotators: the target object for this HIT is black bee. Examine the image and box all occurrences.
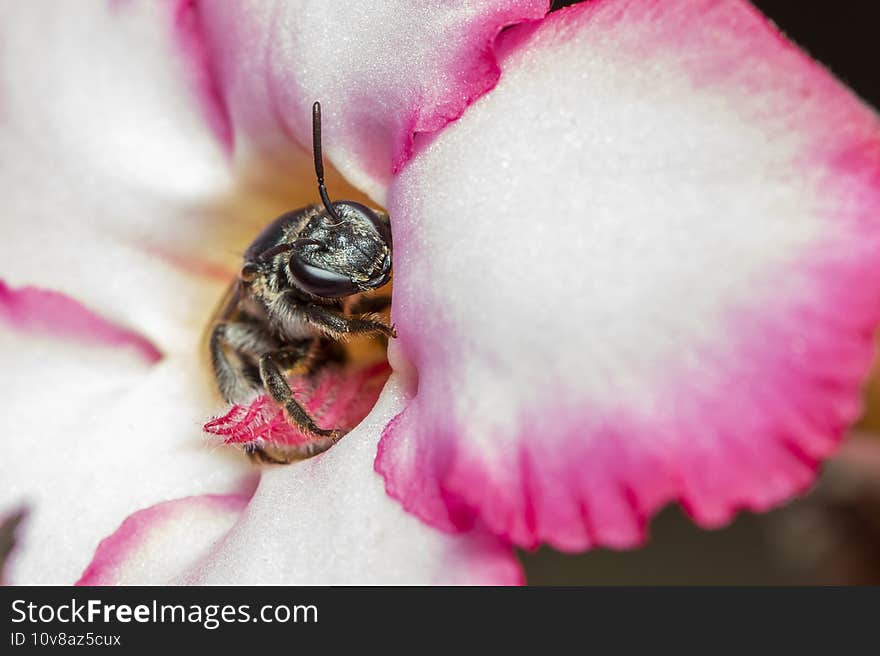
[209,102,395,464]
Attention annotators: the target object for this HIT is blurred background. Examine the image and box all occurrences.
[521,0,880,585]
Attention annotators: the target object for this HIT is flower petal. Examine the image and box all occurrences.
[76,495,248,586]
[376,0,880,550]
[0,0,239,352]
[205,362,390,449]
[183,375,522,585]
[0,281,161,364]
[0,283,253,584]
[197,0,550,202]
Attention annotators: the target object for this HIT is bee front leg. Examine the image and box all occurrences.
[257,350,343,463]
[256,351,343,463]
[300,303,396,339]
[272,291,395,339]
[210,322,269,403]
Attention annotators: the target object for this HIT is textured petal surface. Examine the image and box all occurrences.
[0,0,238,352]
[198,0,549,202]
[377,0,880,550]
[184,375,522,585]
[0,283,253,584]
[77,495,248,586]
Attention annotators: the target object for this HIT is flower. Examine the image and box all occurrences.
[1,0,879,584]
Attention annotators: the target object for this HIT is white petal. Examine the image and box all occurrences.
[180,375,521,585]
[377,0,880,549]
[0,287,253,584]
[0,1,236,353]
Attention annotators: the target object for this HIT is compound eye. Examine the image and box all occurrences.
[288,255,358,298]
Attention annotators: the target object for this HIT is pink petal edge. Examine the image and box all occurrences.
[383,1,552,176]
[0,0,234,355]
[0,279,161,363]
[76,495,248,586]
[170,0,233,151]
[375,0,880,551]
[196,0,550,200]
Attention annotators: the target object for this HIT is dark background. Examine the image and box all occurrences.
[748,1,879,108]
[550,1,879,108]
[525,1,880,585]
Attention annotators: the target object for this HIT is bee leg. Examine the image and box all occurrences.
[210,322,268,403]
[243,441,336,465]
[253,350,343,464]
[246,434,344,464]
[258,350,340,440]
[243,442,286,465]
[272,291,395,338]
[299,303,397,339]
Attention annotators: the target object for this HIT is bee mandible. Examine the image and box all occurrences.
[209,102,395,464]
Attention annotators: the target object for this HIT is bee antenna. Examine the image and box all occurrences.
[294,238,325,250]
[312,101,343,222]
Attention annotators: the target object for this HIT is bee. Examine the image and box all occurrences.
[209,102,395,464]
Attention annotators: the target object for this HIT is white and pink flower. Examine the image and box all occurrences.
[1,0,879,584]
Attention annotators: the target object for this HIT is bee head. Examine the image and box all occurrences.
[271,101,394,299]
[286,202,392,298]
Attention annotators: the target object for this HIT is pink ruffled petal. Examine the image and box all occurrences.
[185,376,522,585]
[205,362,390,448]
[377,0,880,550]
[0,280,161,363]
[0,284,252,584]
[197,0,549,201]
[76,495,248,586]
[0,1,238,352]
